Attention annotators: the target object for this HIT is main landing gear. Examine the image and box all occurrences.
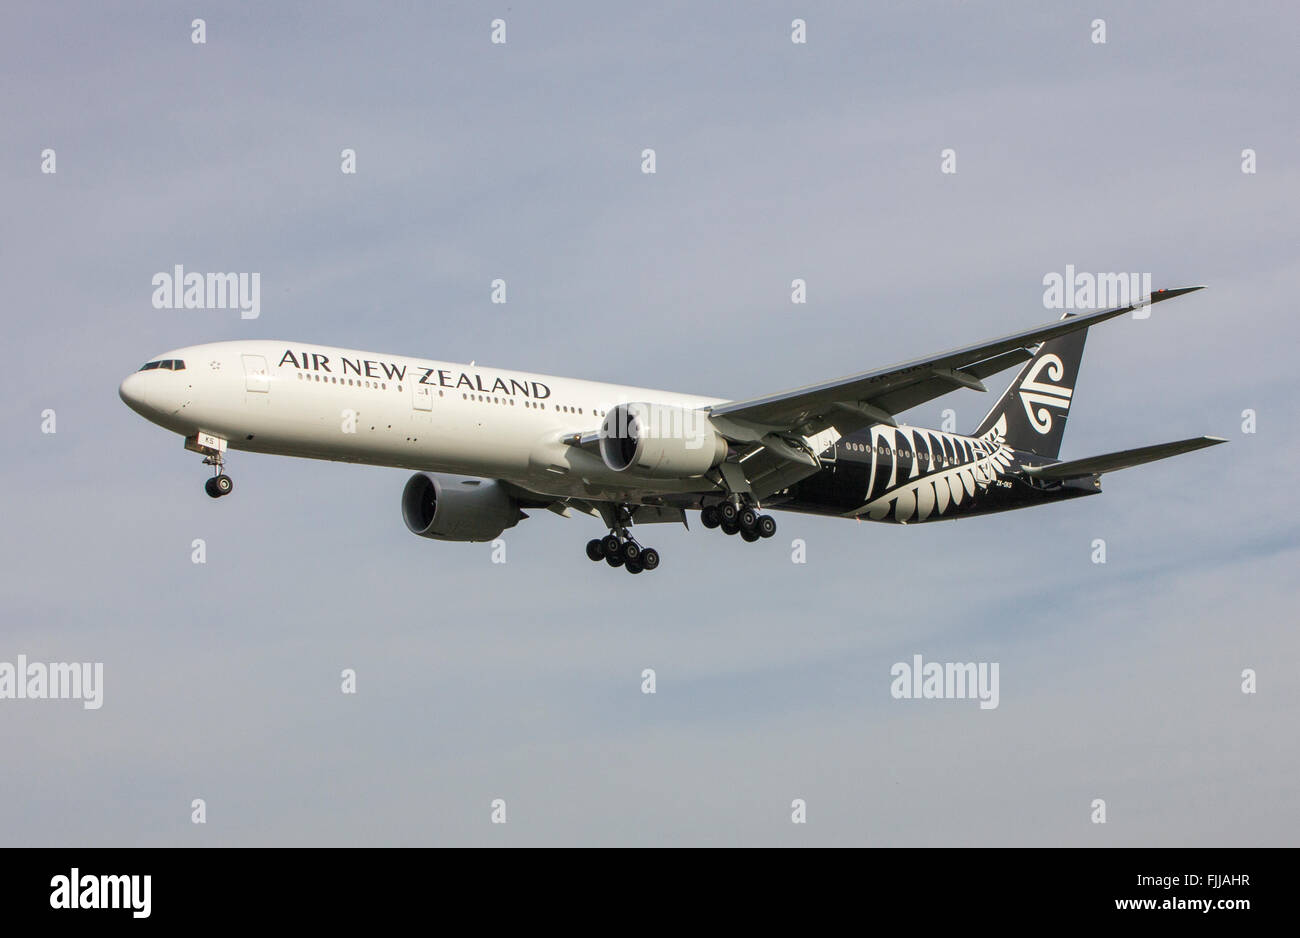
[585,514,661,575]
[700,500,776,542]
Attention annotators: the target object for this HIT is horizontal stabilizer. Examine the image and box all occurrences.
[1023,436,1227,480]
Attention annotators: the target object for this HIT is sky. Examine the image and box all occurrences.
[1,1,1297,846]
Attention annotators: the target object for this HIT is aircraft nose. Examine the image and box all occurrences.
[119,372,146,410]
[119,371,168,418]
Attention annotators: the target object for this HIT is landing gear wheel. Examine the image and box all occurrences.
[721,519,740,536]
[586,539,606,561]
[718,502,739,524]
[213,474,233,496]
[606,552,625,568]
[739,507,759,531]
[204,478,221,498]
[701,506,721,529]
[601,534,621,557]
[741,528,761,542]
[625,560,644,574]
[757,515,777,538]
[621,541,642,564]
[640,548,660,571]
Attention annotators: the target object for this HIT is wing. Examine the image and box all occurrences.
[708,287,1204,439]
[1022,436,1226,481]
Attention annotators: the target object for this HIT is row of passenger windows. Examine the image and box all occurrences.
[460,393,604,417]
[298,372,392,391]
[294,374,604,416]
[466,393,518,406]
[842,440,975,464]
[138,359,186,371]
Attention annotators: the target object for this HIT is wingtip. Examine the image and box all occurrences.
[1153,285,1207,298]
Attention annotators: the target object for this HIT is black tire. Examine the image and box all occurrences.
[739,507,758,530]
[625,561,644,574]
[757,515,777,538]
[606,552,625,568]
[741,528,760,542]
[700,506,721,529]
[720,519,740,536]
[586,539,605,561]
[621,540,641,563]
[640,548,660,571]
[601,534,621,557]
[204,478,221,498]
[718,502,738,524]
[214,474,233,496]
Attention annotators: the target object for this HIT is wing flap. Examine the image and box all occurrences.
[1023,436,1226,480]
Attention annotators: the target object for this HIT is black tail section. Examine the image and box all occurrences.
[972,315,1087,459]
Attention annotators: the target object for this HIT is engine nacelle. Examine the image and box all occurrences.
[401,473,523,542]
[599,403,728,478]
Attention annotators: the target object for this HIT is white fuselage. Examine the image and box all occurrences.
[119,340,728,502]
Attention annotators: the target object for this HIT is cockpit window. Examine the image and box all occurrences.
[171,360,185,370]
[139,361,161,371]
[138,359,185,371]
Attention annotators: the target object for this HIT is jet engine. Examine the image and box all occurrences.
[598,403,728,479]
[401,473,524,542]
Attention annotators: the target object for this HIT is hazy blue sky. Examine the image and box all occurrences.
[1,1,1296,845]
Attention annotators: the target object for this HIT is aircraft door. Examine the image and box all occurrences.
[242,354,270,392]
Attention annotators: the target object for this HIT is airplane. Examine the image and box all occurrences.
[119,286,1225,574]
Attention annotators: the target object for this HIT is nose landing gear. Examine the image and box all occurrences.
[186,432,234,499]
[204,472,234,498]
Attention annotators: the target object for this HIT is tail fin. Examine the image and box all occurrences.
[972,314,1087,459]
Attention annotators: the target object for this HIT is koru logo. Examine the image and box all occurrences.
[1018,354,1072,433]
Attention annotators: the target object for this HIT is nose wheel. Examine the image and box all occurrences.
[201,452,234,499]
[204,474,234,498]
